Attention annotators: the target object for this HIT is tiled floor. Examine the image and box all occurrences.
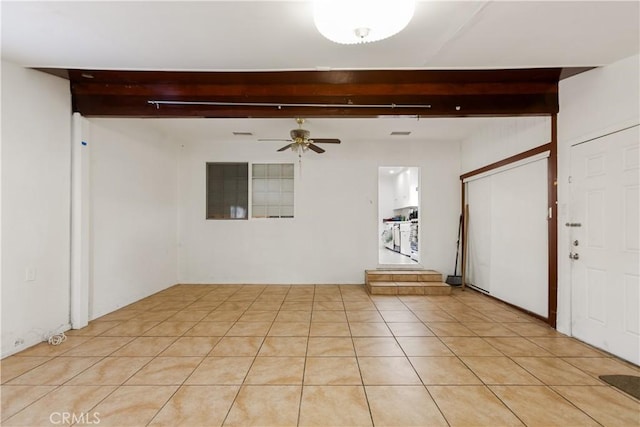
[1,284,639,426]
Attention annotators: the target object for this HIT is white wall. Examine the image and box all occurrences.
[87,119,179,319]
[556,54,640,334]
[461,116,551,173]
[178,136,460,283]
[1,61,71,357]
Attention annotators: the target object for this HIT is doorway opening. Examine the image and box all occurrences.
[378,166,420,266]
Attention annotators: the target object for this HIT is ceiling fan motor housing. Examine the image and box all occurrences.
[290,128,311,141]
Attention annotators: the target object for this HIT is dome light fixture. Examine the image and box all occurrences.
[313,0,416,45]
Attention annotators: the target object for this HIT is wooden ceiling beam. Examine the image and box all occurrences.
[71,82,557,97]
[67,68,562,84]
[61,68,563,118]
[73,94,557,118]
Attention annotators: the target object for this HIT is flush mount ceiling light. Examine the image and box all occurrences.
[313,0,416,44]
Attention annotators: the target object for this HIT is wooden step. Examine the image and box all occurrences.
[366,281,452,296]
[364,269,450,296]
[365,269,443,284]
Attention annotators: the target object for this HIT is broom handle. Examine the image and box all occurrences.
[453,214,462,276]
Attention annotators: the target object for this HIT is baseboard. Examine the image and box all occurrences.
[2,322,71,359]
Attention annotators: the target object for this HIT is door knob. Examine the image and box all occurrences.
[569,252,580,260]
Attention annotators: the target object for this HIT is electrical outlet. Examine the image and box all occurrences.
[25,267,36,282]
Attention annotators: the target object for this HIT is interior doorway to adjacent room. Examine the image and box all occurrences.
[378,166,420,266]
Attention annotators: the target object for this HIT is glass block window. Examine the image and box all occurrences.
[206,162,248,219]
[252,163,294,218]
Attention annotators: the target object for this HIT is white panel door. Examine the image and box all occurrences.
[570,125,639,364]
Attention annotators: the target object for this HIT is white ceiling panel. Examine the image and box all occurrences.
[2,1,637,70]
[426,1,640,68]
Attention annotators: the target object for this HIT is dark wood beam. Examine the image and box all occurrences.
[56,68,565,118]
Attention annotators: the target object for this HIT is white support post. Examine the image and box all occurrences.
[70,112,90,329]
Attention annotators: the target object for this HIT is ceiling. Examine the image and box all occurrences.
[2,1,638,70]
[2,0,638,142]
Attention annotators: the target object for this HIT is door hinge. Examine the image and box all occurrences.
[548,207,553,219]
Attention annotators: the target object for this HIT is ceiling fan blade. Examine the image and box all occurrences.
[258,138,292,142]
[309,138,341,144]
[307,143,326,154]
[277,144,293,152]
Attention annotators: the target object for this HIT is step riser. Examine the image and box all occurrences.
[366,274,442,283]
[365,270,443,284]
[366,282,452,296]
[364,269,451,295]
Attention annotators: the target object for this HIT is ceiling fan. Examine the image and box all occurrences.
[259,118,341,154]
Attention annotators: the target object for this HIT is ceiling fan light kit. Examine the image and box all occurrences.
[259,118,340,156]
[313,0,416,44]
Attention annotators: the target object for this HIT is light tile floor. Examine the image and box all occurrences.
[1,284,639,426]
